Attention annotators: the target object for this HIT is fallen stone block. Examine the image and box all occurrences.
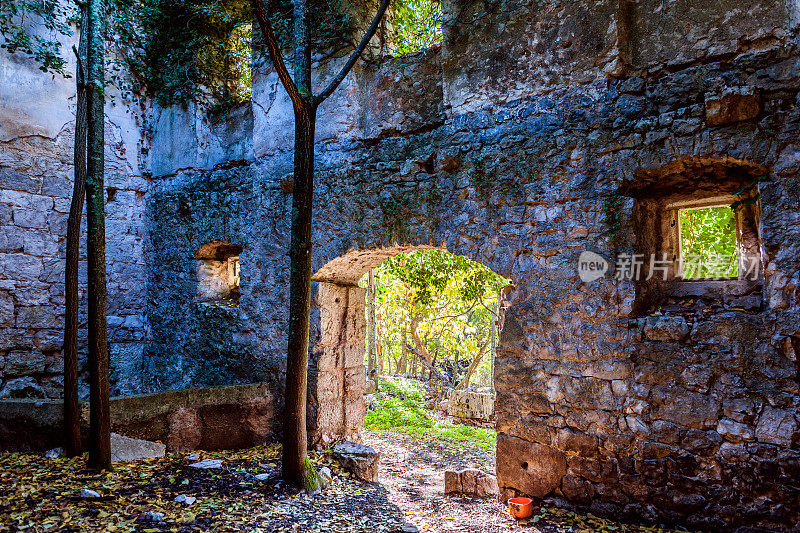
[444,468,499,497]
[447,390,494,421]
[188,458,223,469]
[111,433,166,462]
[332,441,379,482]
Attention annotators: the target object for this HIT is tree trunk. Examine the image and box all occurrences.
[64,2,89,458]
[281,99,316,487]
[366,269,376,379]
[86,0,110,471]
[252,0,390,489]
[490,299,498,393]
[404,343,452,387]
[456,339,490,391]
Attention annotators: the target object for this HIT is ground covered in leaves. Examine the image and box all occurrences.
[364,429,681,533]
[0,444,411,533]
[1,433,681,533]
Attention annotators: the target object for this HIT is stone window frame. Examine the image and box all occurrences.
[665,194,761,282]
[195,241,243,306]
[631,182,764,315]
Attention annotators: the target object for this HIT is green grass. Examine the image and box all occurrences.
[364,376,496,452]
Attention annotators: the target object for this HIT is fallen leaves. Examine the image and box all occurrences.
[0,444,406,532]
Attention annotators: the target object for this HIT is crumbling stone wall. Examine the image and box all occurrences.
[3,0,800,529]
[0,31,150,398]
[143,0,800,528]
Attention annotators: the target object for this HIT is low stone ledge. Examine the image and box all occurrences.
[0,383,274,452]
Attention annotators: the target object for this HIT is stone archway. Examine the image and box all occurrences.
[307,244,504,447]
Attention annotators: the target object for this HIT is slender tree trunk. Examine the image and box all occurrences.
[366,269,376,379]
[282,99,316,487]
[64,2,89,458]
[490,299,498,393]
[456,339,490,391]
[253,0,390,489]
[86,0,110,470]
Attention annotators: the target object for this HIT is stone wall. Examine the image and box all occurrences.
[141,0,800,528]
[0,22,150,399]
[0,383,274,452]
[3,0,800,529]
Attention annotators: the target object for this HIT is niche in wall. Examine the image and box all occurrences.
[624,159,765,315]
[195,241,242,306]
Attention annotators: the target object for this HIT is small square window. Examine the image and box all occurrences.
[678,205,738,280]
[195,241,242,307]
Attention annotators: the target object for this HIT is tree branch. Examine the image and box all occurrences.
[252,0,303,109]
[405,343,453,387]
[315,0,391,104]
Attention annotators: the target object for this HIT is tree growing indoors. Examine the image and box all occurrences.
[251,0,391,488]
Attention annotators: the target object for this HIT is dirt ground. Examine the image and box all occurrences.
[364,429,510,533]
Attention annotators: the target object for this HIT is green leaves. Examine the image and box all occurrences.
[111,0,253,108]
[381,250,505,307]
[679,206,738,279]
[392,0,441,55]
[0,1,75,76]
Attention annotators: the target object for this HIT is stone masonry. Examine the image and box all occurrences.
[0,26,149,399]
[2,0,800,530]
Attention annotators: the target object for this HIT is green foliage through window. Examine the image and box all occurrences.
[392,0,441,55]
[364,250,508,389]
[679,206,739,279]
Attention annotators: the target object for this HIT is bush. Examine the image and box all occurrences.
[364,376,496,452]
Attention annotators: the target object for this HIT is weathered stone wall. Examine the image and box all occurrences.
[142,0,800,528]
[0,383,274,452]
[0,24,150,398]
[3,0,800,529]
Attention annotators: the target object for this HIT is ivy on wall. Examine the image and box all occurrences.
[1,0,444,105]
[0,1,76,76]
[111,0,255,108]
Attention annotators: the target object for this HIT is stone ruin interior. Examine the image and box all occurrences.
[1,0,800,531]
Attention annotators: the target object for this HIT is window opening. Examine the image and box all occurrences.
[678,205,738,280]
[196,241,242,307]
[392,0,442,55]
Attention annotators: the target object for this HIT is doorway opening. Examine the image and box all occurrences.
[312,247,511,504]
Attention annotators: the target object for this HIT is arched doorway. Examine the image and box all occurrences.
[308,245,511,448]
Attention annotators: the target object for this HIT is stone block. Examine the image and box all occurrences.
[444,469,462,493]
[332,442,379,482]
[448,389,495,421]
[13,209,47,229]
[496,435,566,498]
[653,391,720,430]
[0,167,40,193]
[555,429,598,457]
[755,407,798,447]
[705,88,760,126]
[643,315,690,341]
[0,292,13,327]
[444,468,498,497]
[0,377,45,399]
[5,350,46,376]
[0,254,43,283]
[111,433,166,462]
[15,305,62,329]
[716,418,754,443]
[167,407,202,452]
